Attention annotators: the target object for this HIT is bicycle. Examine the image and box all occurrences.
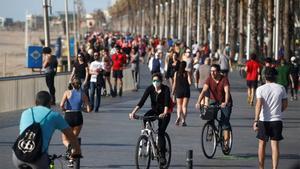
[200,104,233,159]
[49,152,82,169]
[18,152,81,169]
[134,115,171,169]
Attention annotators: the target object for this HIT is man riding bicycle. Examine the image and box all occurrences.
[196,64,233,150]
[12,91,81,169]
[129,73,172,165]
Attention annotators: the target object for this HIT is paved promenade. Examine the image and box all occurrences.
[0,64,299,169]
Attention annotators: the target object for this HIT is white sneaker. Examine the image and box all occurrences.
[67,159,74,168]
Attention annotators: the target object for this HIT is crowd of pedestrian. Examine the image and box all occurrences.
[12,30,299,168]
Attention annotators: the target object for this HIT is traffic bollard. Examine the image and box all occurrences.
[186,150,193,169]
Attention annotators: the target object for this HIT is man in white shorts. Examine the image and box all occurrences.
[253,67,288,169]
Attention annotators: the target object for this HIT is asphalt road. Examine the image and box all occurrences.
[0,64,299,169]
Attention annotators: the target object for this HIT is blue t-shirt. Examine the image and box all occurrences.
[19,106,69,153]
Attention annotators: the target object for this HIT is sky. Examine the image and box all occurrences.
[0,0,113,21]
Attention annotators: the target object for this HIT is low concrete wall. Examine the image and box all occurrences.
[0,69,134,113]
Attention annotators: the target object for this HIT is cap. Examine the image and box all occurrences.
[42,47,52,54]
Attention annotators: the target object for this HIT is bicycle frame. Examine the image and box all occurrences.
[140,120,159,159]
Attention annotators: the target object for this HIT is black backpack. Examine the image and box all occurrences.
[12,108,51,163]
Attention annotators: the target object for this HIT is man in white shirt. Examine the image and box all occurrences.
[89,51,104,112]
[253,67,288,169]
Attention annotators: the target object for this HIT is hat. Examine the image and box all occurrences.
[265,67,278,78]
[42,47,52,54]
[291,56,296,62]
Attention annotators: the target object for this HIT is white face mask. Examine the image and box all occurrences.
[152,81,161,88]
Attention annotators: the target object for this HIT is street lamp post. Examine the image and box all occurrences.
[43,0,51,47]
[65,0,71,71]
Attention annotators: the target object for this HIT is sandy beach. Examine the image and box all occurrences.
[0,30,61,77]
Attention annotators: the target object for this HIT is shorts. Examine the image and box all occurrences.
[113,70,123,78]
[256,121,283,141]
[176,88,190,98]
[247,80,258,89]
[64,111,83,127]
[199,88,210,97]
[104,71,111,77]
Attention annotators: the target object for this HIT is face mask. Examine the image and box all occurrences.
[152,81,161,88]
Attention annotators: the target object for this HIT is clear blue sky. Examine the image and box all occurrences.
[0,0,113,21]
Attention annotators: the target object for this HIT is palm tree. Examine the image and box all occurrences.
[267,0,273,58]
[238,0,246,63]
[229,0,238,59]
[249,0,258,55]
[210,0,217,53]
[219,0,226,51]
[283,0,290,61]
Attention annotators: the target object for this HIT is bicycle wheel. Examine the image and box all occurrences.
[159,133,171,169]
[221,129,233,155]
[135,135,151,169]
[201,122,217,159]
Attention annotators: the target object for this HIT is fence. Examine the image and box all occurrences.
[0,69,134,113]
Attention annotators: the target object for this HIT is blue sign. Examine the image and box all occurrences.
[26,46,43,68]
[55,36,62,58]
[70,37,75,57]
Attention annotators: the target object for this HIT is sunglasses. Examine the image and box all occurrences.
[152,80,160,82]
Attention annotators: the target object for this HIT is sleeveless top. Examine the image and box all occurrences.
[64,89,83,111]
[175,72,190,91]
[45,55,58,74]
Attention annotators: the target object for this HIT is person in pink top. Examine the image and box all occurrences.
[245,53,261,106]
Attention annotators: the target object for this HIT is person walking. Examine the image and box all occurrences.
[261,57,273,85]
[253,67,288,169]
[89,51,105,112]
[245,53,261,106]
[172,61,191,126]
[42,47,58,105]
[102,49,113,96]
[130,47,140,91]
[111,46,127,96]
[12,91,81,169]
[289,56,299,101]
[69,53,89,98]
[276,58,291,93]
[219,44,232,76]
[148,50,164,75]
[198,57,211,105]
[60,78,91,166]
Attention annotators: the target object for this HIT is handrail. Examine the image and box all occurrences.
[0,72,70,81]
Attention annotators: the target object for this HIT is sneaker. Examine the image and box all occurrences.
[159,157,167,166]
[103,89,107,96]
[67,159,74,168]
[182,122,187,127]
[290,97,294,101]
[175,118,180,126]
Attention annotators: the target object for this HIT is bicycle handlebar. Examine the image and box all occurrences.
[200,104,221,109]
[134,115,160,121]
